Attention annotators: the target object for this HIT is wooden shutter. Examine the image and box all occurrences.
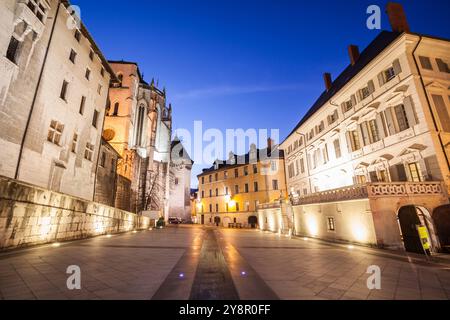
[384,107,397,135]
[393,59,402,75]
[368,80,375,94]
[360,122,370,146]
[351,95,357,107]
[403,96,418,126]
[375,113,386,139]
[378,72,385,87]
[345,132,353,152]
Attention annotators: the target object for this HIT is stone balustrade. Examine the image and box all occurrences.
[257,201,282,210]
[290,181,446,206]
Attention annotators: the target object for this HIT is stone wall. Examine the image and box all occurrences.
[0,176,150,250]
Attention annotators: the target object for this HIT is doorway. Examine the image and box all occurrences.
[398,205,434,254]
[248,216,258,229]
[214,216,221,227]
[201,215,204,225]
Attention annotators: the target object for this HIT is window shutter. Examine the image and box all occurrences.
[403,96,418,126]
[341,102,347,113]
[351,95,357,106]
[357,125,365,148]
[375,113,386,139]
[384,107,397,135]
[378,72,385,87]
[368,80,375,94]
[345,132,352,153]
[360,122,370,146]
[393,59,402,75]
[357,90,362,102]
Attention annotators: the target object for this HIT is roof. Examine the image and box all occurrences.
[284,30,402,141]
[198,145,284,177]
[61,1,118,83]
[171,138,193,164]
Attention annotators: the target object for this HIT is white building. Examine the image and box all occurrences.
[259,3,450,254]
[0,0,115,200]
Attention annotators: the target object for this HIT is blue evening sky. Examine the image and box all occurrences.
[72,0,450,187]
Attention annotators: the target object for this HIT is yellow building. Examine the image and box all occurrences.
[196,140,287,227]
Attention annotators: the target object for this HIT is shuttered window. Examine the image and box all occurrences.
[432,95,450,132]
[6,37,20,63]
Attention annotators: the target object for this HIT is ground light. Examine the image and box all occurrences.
[179,273,185,279]
[106,234,113,238]
[132,230,138,234]
[241,271,247,276]
[51,243,61,248]
[303,237,309,241]
[348,245,355,250]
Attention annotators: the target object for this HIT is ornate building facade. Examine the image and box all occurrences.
[258,3,450,254]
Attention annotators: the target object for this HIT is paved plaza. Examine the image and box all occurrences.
[0,225,449,300]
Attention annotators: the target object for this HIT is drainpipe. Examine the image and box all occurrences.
[15,0,62,180]
[411,36,450,172]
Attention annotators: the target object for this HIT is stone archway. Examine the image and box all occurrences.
[397,205,437,254]
[433,205,450,253]
[223,216,232,228]
[214,216,221,227]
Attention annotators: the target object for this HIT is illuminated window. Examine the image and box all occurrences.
[368,120,380,143]
[272,180,279,191]
[355,175,367,185]
[408,163,422,182]
[349,130,361,152]
[47,121,64,145]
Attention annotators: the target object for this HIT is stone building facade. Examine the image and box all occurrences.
[0,0,115,201]
[104,61,173,217]
[94,138,120,207]
[259,4,450,254]
[197,140,287,228]
[169,138,193,222]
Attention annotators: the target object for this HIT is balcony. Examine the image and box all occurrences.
[290,181,447,206]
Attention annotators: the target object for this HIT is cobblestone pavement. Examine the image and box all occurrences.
[0,225,449,300]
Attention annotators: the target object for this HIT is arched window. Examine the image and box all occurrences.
[135,105,145,146]
[113,102,119,116]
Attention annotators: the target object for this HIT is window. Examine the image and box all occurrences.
[245,184,249,193]
[317,121,325,133]
[368,120,380,143]
[84,143,94,161]
[378,169,389,183]
[349,130,361,152]
[394,104,410,132]
[100,67,105,77]
[209,189,212,197]
[111,159,116,173]
[60,80,69,100]
[288,162,295,178]
[327,217,336,231]
[254,182,259,192]
[216,204,219,212]
[419,56,432,70]
[74,29,81,42]
[244,166,249,176]
[408,163,422,182]
[69,49,77,63]
[235,168,239,178]
[92,110,99,128]
[6,37,21,64]
[436,59,450,73]
[89,50,94,61]
[209,175,212,183]
[202,177,205,184]
[97,84,102,95]
[333,139,342,159]
[355,175,367,184]
[235,202,240,212]
[112,102,119,116]
[118,74,123,86]
[323,145,329,164]
[384,67,396,82]
[26,0,47,22]
[342,98,354,113]
[253,164,258,174]
[100,152,106,167]
[201,190,204,198]
[235,185,239,194]
[71,133,78,153]
[328,110,339,125]
[215,188,219,196]
[85,68,91,80]
[215,173,218,181]
[432,95,450,132]
[272,180,279,191]
[224,171,228,179]
[225,187,229,195]
[47,121,64,145]
[209,204,212,213]
[175,178,179,185]
[360,86,370,100]
[271,161,277,171]
[300,158,305,173]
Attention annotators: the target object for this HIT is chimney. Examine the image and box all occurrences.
[348,45,360,66]
[386,2,410,33]
[267,138,274,151]
[323,73,332,91]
